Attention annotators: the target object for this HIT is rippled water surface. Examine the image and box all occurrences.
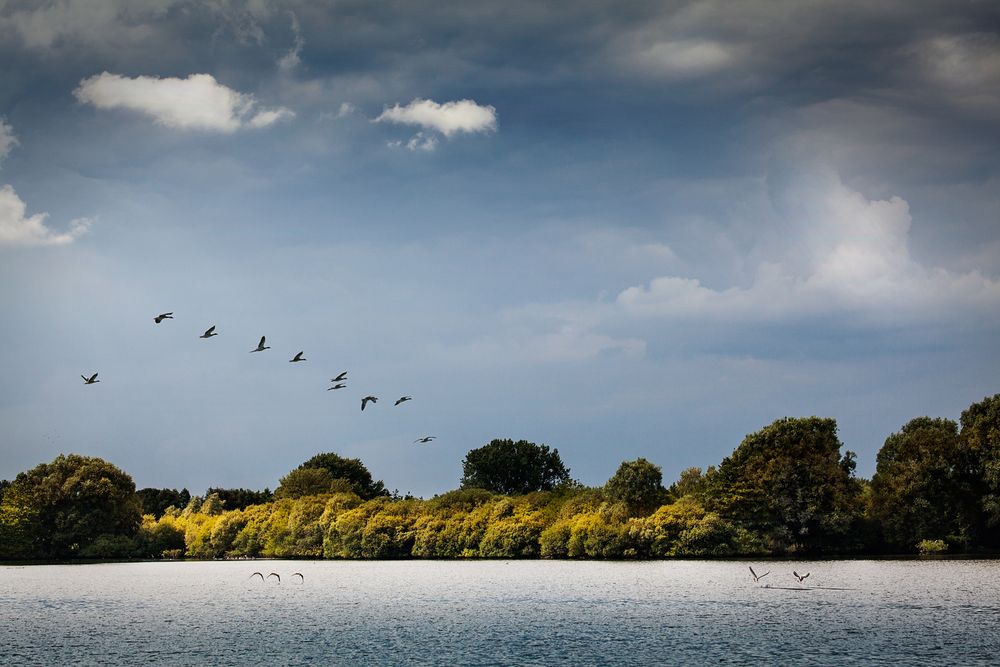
[2,559,999,665]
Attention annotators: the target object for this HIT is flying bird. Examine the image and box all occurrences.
[292,572,304,583]
[793,571,810,582]
[154,312,173,323]
[250,336,270,353]
[81,373,99,385]
[327,383,346,391]
[394,396,412,406]
[250,572,264,581]
[290,351,306,362]
[361,396,378,411]
[267,572,281,583]
[414,436,436,444]
[749,566,769,582]
[199,326,217,339]
[331,372,348,382]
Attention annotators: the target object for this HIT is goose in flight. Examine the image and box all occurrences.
[292,572,304,583]
[361,396,378,411]
[154,312,173,323]
[199,326,217,339]
[267,572,281,583]
[327,383,346,391]
[414,436,436,444]
[290,351,306,362]
[250,336,270,353]
[793,571,810,583]
[81,373,100,385]
[394,396,412,406]
[250,572,264,581]
[749,566,769,582]
[331,372,348,382]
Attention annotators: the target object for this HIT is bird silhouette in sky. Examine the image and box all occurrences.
[394,396,412,406]
[290,351,306,362]
[332,372,347,382]
[81,373,99,385]
[199,326,217,339]
[327,383,346,391]
[154,312,173,323]
[414,436,436,444]
[251,336,270,352]
[361,396,378,411]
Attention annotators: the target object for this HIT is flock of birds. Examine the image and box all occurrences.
[749,566,811,585]
[80,312,437,445]
[250,571,303,584]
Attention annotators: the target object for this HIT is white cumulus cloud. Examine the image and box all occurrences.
[616,167,1000,324]
[0,185,91,247]
[375,98,497,137]
[74,72,294,133]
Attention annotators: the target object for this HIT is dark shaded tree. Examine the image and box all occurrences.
[205,487,272,510]
[0,479,9,504]
[460,439,571,495]
[706,417,864,553]
[870,417,968,551]
[605,458,667,516]
[137,488,191,517]
[960,393,1000,545]
[0,454,142,559]
[289,453,388,500]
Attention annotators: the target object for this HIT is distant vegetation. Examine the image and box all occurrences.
[2,394,999,560]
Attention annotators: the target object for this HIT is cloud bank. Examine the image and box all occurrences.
[74,72,293,133]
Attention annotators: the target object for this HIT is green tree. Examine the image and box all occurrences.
[136,488,191,517]
[290,453,388,499]
[869,417,968,551]
[0,454,142,559]
[275,467,338,499]
[460,439,571,495]
[205,487,272,510]
[605,458,667,516]
[960,393,1000,544]
[707,417,863,553]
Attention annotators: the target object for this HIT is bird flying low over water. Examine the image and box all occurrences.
[290,351,306,362]
[250,572,264,581]
[154,312,173,323]
[200,326,217,339]
[81,373,99,385]
[327,383,346,391]
[251,336,270,352]
[268,572,281,583]
[292,572,304,583]
[361,396,378,411]
[414,436,436,444]
[332,372,347,382]
[794,571,810,582]
[394,396,412,406]
[749,566,769,582]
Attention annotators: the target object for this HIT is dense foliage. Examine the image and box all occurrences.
[4,393,1000,560]
[0,455,141,559]
[460,439,571,494]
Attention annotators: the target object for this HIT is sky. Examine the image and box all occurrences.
[1,0,999,497]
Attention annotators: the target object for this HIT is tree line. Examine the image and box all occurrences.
[1,393,998,560]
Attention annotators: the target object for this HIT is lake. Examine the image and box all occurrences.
[2,559,999,665]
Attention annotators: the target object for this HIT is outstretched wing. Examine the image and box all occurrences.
[205,326,215,335]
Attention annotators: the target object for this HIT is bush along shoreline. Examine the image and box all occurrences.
[2,393,999,561]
